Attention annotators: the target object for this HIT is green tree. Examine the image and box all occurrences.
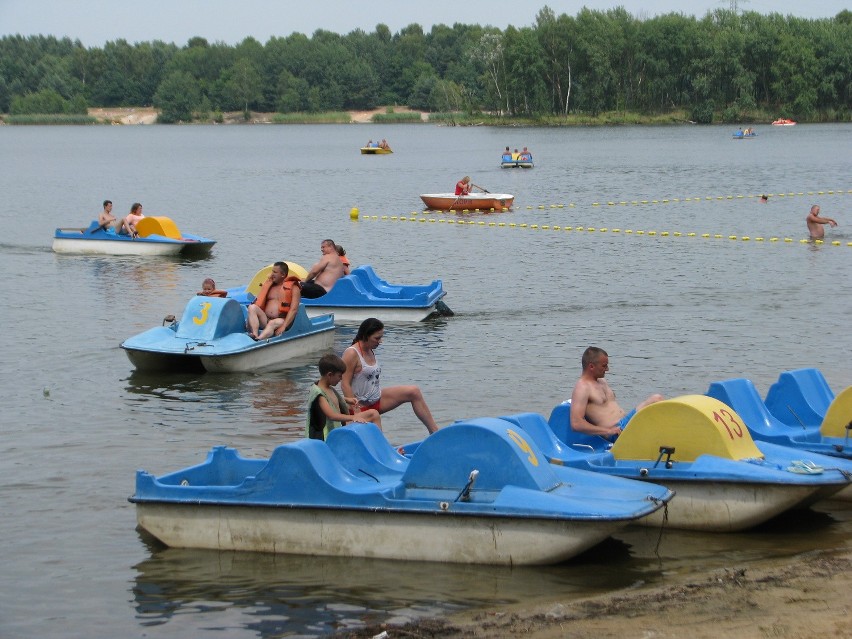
[153,70,200,122]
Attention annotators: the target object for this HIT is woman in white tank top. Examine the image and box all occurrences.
[341,318,440,435]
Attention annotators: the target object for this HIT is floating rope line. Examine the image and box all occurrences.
[357,214,851,247]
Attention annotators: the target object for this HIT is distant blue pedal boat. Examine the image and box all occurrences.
[228,264,452,323]
[130,420,672,565]
[499,395,850,532]
[121,295,334,373]
[52,216,215,256]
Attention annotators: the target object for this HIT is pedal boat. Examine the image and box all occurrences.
[52,216,215,256]
[771,118,796,126]
[130,420,672,565]
[420,193,514,211]
[501,154,534,168]
[502,395,850,532]
[227,264,451,324]
[120,295,334,373]
[360,146,393,154]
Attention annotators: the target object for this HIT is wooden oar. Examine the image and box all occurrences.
[471,183,490,193]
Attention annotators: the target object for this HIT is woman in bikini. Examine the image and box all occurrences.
[341,317,440,435]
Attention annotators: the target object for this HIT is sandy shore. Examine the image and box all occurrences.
[336,546,851,638]
[87,106,425,124]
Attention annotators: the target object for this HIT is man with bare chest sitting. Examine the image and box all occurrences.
[246,261,302,340]
[569,346,663,438]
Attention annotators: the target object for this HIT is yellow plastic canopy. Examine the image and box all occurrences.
[611,395,764,462]
[246,262,309,296]
[136,216,181,239]
[821,385,852,438]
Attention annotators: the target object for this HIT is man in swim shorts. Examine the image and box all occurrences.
[569,346,663,438]
[806,204,838,240]
[301,238,346,298]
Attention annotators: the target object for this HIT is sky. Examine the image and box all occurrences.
[1,0,848,47]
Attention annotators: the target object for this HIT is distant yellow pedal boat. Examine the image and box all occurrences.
[360,146,393,154]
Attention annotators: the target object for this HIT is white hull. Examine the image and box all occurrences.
[52,237,183,256]
[635,481,820,531]
[136,503,628,565]
[304,305,437,324]
[200,331,335,373]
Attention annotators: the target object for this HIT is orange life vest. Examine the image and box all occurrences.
[252,275,301,316]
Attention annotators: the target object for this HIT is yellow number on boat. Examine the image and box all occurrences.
[506,429,539,467]
[192,302,211,325]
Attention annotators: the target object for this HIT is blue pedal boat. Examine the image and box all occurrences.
[130,420,672,565]
[707,376,852,462]
[228,264,451,323]
[121,295,334,373]
[503,395,850,532]
[52,216,215,256]
[763,368,851,435]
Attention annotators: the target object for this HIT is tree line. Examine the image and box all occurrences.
[1,6,850,123]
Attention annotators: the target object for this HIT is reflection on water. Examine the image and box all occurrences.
[128,503,850,638]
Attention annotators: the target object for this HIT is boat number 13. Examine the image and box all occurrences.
[712,408,744,440]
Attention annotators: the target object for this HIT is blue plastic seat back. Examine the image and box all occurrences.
[705,378,820,443]
[175,297,246,339]
[764,368,835,428]
[546,402,613,452]
[402,418,561,492]
[303,273,372,304]
[500,412,581,463]
[326,422,408,479]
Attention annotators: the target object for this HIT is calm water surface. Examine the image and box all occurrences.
[1,122,850,638]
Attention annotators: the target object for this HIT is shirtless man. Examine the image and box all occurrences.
[806,204,838,240]
[246,262,302,339]
[570,346,663,438]
[301,239,345,299]
[94,200,116,232]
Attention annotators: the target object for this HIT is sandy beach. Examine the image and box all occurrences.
[336,544,851,638]
[87,106,425,124]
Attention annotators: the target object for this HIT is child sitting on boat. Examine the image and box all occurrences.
[306,353,381,440]
[197,278,227,298]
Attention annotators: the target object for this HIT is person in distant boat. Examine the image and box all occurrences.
[301,238,346,298]
[455,176,472,196]
[197,278,227,298]
[520,146,532,161]
[806,205,838,240]
[569,346,664,438]
[247,261,302,339]
[94,199,116,232]
[306,353,381,440]
[511,148,520,160]
[366,139,374,147]
[117,202,144,238]
[379,139,390,150]
[502,146,512,161]
[336,244,351,275]
[341,318,440,435]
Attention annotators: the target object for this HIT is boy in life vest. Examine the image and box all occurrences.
[306,353,382,440]
[247,261,302,340]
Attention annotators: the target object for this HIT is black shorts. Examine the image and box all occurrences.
[301,280,328,299]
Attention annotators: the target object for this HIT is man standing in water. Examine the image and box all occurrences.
[570,346,663,438]
[806,205,838,239]
[301,239,346,298]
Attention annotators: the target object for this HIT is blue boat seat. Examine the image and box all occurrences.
[764,368,835,429]
[706,378,822,444]
[546,402,614,452]
[499,412,583,464]
[253,439,392,502]
[326,422,408,480]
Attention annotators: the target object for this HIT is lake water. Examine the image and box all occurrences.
[0,121,850,638]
